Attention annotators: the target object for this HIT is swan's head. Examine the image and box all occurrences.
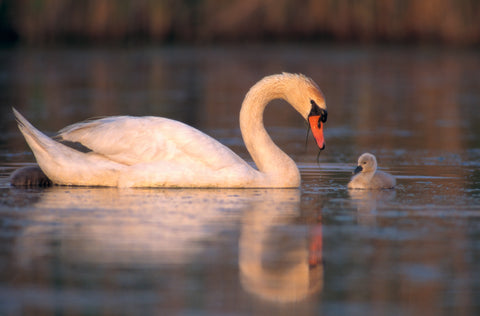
[307,100,327,150]
[280,73,328,150]
[354,153,377,174]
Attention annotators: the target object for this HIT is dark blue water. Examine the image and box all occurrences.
[1,44,479,315]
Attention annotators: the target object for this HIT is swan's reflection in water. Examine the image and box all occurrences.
[348,189,396,225]
[239,190,323,302]
[13,187,253,266]
[9,186,323,306]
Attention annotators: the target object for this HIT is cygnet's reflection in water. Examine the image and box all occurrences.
[239,190,323,303]
[9,186,323,303]
[348,189,396,225]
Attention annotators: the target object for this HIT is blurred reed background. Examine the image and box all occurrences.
[0,0,479,46]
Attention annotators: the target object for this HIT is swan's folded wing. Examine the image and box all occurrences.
[56,116,247,169]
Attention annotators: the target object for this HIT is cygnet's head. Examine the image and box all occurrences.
[353,153,377,174]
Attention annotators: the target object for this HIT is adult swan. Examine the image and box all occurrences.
[12,73,327,188]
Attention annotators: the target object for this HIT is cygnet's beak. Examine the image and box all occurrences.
[353,165,363,174]
[308,115,326,150]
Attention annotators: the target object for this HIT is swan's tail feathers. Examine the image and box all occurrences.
[12,108,122,186]
[12,107,54,156]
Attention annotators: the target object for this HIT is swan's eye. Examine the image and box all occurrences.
[320,108,328,123]
[309,100,328,126]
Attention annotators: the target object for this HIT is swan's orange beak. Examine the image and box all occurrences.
[309,115,325,150]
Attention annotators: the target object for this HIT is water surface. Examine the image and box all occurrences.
[0,44,479,315]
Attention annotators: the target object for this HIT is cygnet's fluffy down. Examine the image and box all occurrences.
[348,153,395,189]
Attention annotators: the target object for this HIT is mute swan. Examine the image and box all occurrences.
[347,153,395,189]
[12,73,327,188]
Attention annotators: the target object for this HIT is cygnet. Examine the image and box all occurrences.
[348,153,395,189]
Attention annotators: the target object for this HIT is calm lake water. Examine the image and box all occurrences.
[0,44,479,315]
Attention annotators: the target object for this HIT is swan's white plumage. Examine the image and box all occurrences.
[57,116,246,168]
[13,73,327,188]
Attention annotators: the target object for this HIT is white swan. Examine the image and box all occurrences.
[348,153,396,189]
[13,73,327,188]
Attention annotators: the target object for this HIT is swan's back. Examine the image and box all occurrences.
[56,116,247,168]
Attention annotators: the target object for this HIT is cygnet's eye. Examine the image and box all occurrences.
[363,161,367,164]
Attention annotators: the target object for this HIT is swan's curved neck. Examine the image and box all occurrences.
[239,78,300,187]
